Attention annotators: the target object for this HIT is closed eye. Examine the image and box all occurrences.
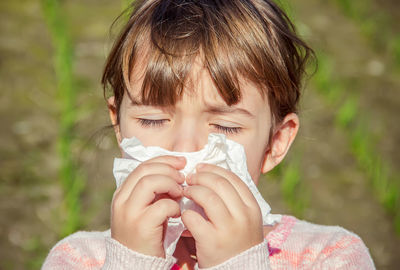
[212,124,242,135]
[137,119,168,127]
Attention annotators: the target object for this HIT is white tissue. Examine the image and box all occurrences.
[113,133,281,256]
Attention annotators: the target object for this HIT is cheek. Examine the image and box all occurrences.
[119,116,170,148]
[246,152,264,185]
[243,140,268,185]
[241,125,271,184]
[119,113,148,142]
[119,117,136,139]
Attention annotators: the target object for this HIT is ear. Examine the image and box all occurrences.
[261,113,299,173]
[107,96,122,144]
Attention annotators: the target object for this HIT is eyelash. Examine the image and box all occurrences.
[212,125,242,135]
[137,119,168,127]
[137,119,242,135]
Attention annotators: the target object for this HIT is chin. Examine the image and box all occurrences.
[181,229,193,237]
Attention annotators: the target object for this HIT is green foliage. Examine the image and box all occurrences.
[312,50,400,234]
[334,0,375,39]
[268,162,283,179]
[121,0,132,13]
[392,35,400,70]
[265,148,308,217]
[332,0,400,69]
[276,0,295,22]
[311,53,341,103]
[336,96,358,128]
[350,125,400,232]
[23,236,48,270]
[335,0,354,17]
[41,0,84,237]
[280,159,308,218]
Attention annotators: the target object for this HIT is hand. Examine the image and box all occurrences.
[110,155,186,258]
[181,164,264,268]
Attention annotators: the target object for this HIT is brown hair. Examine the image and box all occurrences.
[102,0,314,125]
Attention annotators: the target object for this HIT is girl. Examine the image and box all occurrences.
[43,0,375,269]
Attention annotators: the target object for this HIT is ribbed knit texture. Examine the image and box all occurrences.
[102,237,177,269]
[194,239,270,270]
[42,216,376,270]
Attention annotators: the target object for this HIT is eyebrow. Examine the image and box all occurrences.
[128,94,255,118]
[205,105,255,118]
[127,95,176,113]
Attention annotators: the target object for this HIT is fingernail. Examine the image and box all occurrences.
[177,156,186,161]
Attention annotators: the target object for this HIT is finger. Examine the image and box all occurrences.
[187,171,247,217]
[127,175,183,212]
[117,157,186,202]
[181,209,214,241]
[146,155,186,169]
[183,185,231,228]
[195,164,257,208]
[143,198,181,227]
[125,155,186,188]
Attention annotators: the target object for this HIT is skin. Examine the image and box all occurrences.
[107,58,299,269]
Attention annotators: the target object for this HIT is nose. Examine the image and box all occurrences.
[169,121,208,152]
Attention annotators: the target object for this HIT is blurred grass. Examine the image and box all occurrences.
[393,36,400,69]
[122,0,133,10]
[313,52,400,233]
[333,0,400,70]
[334,0,381,43]
[41,0,85,237]
[269,158,308,218]
[280,159,308,218]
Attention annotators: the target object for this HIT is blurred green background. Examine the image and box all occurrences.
[0,0,399,269]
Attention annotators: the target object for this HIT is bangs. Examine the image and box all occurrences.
[121,0,254,107]
[103,0,313,123]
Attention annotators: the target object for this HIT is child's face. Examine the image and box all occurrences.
[109,58,299,185]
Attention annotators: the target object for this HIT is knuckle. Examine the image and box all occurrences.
[152,200,178,218]
[156,199,169,210]
[207,193,221,205]
[135,176,152,190]
[134,163,147,175]
[111,192,124,210]
[158,199,175,211]
[165,165,177,176]
[172,201,180,212]
[150,155,166,162]
[153,155,173,163]
[214,177,227,190]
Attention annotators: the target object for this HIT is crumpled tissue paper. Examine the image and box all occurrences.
[113,133,281,256]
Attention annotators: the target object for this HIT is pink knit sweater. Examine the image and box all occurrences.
[42,215,375,269]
